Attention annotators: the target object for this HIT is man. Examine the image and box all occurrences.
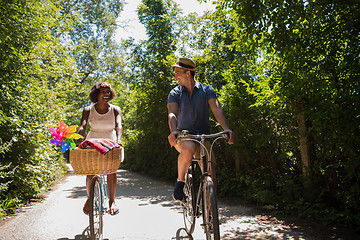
[167,57,234,201]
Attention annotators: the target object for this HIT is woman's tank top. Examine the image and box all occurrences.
[86,104,118,142]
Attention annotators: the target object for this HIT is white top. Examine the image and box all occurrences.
[86,104,119,142]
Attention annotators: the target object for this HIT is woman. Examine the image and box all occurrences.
[78,82,122,215]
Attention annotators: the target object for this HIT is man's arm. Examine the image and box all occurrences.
[167,102,179,146]
[208,98,234,144]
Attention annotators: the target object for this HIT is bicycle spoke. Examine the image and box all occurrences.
[89,177,104,240]
[183,168,196,234]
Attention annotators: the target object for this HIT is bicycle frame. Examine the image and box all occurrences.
[97,175,109,214]
[192,137,211,220]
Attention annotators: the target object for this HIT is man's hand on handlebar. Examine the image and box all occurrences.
[224,129,234,145]
[168,131,178,147]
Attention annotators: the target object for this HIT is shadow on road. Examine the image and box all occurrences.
[116,170,174,200]
[171,228,194,240]
[217,197,360,240]
[57,225,90,240]
[57,225,110,240]
[65,169,177,208]
[61,168,360,240]
[65,185,87,199]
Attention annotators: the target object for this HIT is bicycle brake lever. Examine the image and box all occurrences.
[224,131,230,140]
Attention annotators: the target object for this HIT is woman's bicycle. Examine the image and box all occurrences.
[89,174,109,240]
[69,146,122,240]
[177,130,229,240]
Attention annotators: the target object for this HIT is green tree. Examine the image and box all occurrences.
[0,0,76,217]
[122,0,180,178]
[198,0,360,229]
[0,0,126,218]
[59,0,125,124]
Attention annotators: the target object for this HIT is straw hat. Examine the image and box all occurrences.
[172,57,197,72]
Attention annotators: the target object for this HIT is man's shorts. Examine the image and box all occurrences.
[174,140,216,164]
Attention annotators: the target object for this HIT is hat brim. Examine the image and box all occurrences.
[172,64,197,72]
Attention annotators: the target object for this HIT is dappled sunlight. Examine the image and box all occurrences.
[58,166,357,240]
[220,215,310,240]
[3,166,356,239]
[116,169,174,203]
[65,186,87,199]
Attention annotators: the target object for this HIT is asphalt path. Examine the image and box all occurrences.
[0,164,358,240]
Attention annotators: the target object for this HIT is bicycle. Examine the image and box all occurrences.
[177,130,229,240]
[69,147,122,240]
[89,174,109,240]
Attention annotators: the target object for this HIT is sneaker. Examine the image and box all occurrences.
[173,181,185,202]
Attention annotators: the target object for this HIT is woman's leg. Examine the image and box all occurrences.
[86,175,94,196]
[107,173,118,215]
[83,175,94,215]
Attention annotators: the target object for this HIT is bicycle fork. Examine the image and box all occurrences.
[194,138,211,220]
[194,177,203,218]
[97,175,107,214]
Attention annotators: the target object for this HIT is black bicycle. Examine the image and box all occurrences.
[177,130,229,240]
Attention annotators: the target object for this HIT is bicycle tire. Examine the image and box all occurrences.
[202,176,220,240]
[183,166,196,234]
[89,176,104,240]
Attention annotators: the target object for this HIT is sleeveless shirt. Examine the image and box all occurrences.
[86,104,119,142]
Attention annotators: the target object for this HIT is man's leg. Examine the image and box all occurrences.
[177,141,196,181]
[173,140,196,201]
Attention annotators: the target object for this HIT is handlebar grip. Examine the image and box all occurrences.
[224,132,230,140]
[224,131,230,140]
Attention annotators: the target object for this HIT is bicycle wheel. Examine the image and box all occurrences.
[89,176,104,240]
[183,166,196,234]
[202,176,220,240]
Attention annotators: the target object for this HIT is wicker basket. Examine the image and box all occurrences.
[69,147,122,175]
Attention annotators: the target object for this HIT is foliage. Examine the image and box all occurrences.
[58,0,125,124]
[119,0,359,231]
[194,0,360,231]
[0,0,71,218]
[0,0,124,219]
[120,0,180,179]
[0,0,359,233]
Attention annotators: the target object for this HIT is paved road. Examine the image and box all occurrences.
[0,165,358,240]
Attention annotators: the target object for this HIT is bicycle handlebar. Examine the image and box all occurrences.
[177,130,230,141]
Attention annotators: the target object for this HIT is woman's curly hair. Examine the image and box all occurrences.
[89,82,116,103]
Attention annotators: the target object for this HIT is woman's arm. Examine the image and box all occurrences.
[114,106,123,144]
[78,107,90,139]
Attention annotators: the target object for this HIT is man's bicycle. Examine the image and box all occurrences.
[177,130,229,240]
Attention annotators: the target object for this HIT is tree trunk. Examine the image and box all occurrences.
[296,100,312,188]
